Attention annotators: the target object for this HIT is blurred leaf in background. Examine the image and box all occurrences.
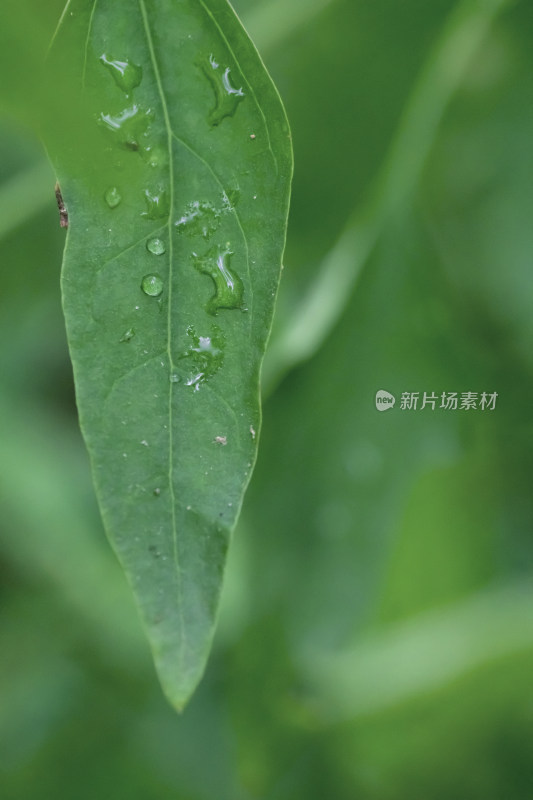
[1,0,533,798]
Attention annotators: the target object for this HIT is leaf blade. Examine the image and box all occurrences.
[46,0,292,708]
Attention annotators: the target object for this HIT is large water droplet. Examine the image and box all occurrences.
[100,54,142,94]
[142,188,169,219]
[99,104,154,151]
[147,237,166,255]
[141,274,164,297]
[202,56,245,126]
[192,244,244,315]
[175,200,220,239]
[104,186,122,208]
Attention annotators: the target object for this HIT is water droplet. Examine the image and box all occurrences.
[175,200,220,239]
[250,425,256,439]
[142,188,169,219]
[140,145,166,168]
[140,440,149,447]
[192,244,244,315]
[176,326,225,389]
[169,373,180,383]
[186,373,204,391]
[120,327,135,342]
[221,189,241,217]
[153,488,161,496]
[214,436,227,445]
[141,274,164,297]
[104,186,122,208]
[100,54,142,94]
[99,104,154,151]
[202,56,245,126]
[147,237,166,255]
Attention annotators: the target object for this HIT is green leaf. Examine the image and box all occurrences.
[44,0,292,709]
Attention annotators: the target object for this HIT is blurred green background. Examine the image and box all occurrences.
[2,0,533,797]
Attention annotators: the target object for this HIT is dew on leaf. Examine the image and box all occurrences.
[141,274,164,297]
[99,105,154,151]
[104,186,122,208]
[177,325,225,389]
[175,200,220,239]
[120,327,135,342]
[100,54,142,94]
[186,373,205,391]
[142,188,169,219]
[147,237,166,255]
[141,145,166,168]
[222,187,241,210]
[201,56,245,126]
[192,244,244,315]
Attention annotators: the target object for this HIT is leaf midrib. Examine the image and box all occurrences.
[138,0,186,660]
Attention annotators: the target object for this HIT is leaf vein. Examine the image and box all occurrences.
[138,0,186,663]
[197,0,279,174]
[170,131,253,320]
[82,0,99,90]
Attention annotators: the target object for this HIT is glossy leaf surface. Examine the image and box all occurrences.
[45,0,292,709]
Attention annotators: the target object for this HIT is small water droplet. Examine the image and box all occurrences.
[141,274,164,297]
[186,372,205,391]
[250,425,256,439]
[100,54,142,94]
[214,436,227,445]
[120,327,135,342]
[176,325,225,388]
[104,186,121,208]
[192,244,244,315]
[141,145,166,168]
[140,439,149,446]
[222,188,241,211]
[153,488,161,496]
[175,200,220,239]
[147,237,166,255]
[142,188,169,219]
[250,134,256,140]
[169,373,180,383]
[99,104,154,151]
[201,56,245,126]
